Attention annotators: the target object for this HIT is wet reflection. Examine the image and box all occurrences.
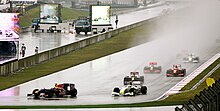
[0,87,20,96]
[90,56,111,71]
[19,32,76,58]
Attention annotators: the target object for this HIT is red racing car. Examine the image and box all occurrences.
[166,64,186,77]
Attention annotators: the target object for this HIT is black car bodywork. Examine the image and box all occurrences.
[27,83,77,99]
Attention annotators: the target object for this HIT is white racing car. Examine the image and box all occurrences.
[183,53,199,63]
[112,85,147,96]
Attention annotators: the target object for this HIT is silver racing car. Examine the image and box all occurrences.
[183,53,199,63]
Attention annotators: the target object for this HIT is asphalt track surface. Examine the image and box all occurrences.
[1,0,220,107]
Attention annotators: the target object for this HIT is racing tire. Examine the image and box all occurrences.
[158,66,162,73]
[50,30,54,33]
[166,70,172,77]
[76,30,80,34]
[32,89,40,99]
[195,57,199,61]
[182,69,186,77]
[32,89,39,94]
[113,87,120,93]
[124,77,131,85]
[129,88,135,96]
[141,86,147,94]
[47,92,53,98]
[140,76,144,84]
[143,67,150,73]
[144,67,149,70]
[70,88,77,97]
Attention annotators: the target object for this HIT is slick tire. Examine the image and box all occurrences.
[70,88,77,97]
[113,87,120,93]
[140,76,144,83]
[141,86,147,94]
[32,89,40,99]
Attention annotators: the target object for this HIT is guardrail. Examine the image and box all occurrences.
[0,16,154,76]
[175,78,220,111]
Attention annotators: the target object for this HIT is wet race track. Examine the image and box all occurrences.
[1,0,220,106]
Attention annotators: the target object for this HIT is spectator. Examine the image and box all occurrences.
[35,46,38,54]
[115,15,119,28]
[20,43,26,57]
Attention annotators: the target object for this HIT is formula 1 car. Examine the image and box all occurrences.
[123,72,144,85]
[183,53,199,63]
[166,64,186,77]
[144,62,162,73]
[112,85,147,96]
[27,83,77,99]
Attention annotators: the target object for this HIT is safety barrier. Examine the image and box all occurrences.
[0,16,154,76]
[175,78,220,111]
[0,59,18,76]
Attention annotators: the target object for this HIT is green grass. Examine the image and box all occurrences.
[0,8,219,108]
[19,6,88,27]
[19,6,40,27]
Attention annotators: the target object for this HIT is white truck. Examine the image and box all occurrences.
[90,5,113,34]
[32,3,70,33]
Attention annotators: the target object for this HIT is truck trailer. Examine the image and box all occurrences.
[31,3,70,33]
[90,5,113,34]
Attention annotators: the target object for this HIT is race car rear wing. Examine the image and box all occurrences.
[130,72,139,76]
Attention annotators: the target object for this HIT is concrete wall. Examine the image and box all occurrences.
[0,17,154,76]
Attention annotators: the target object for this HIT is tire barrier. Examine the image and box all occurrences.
[175,78,220,111]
